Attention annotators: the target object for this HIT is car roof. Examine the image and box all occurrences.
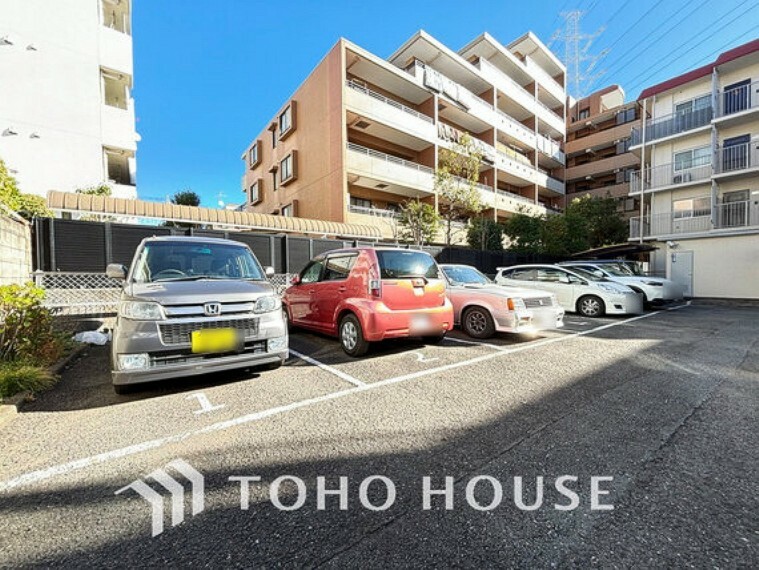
[141,236,247,246]
[496,264,564,271]
[559,260,631,264]
[317,246,432,256]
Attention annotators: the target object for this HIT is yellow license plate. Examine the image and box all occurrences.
[191,328,240,354]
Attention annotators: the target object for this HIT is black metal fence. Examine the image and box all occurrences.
[32,218,559,276]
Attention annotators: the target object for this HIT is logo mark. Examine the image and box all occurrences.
[115,459,205,537]
[204,302,221,316]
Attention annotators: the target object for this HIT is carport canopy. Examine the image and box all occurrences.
[46,191,382,240]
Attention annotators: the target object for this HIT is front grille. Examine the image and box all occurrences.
[159,318,259,345]
[524,297,553,309]
[150,340,267,367]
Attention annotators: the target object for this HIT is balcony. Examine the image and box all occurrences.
[99,26,133,74]
[565,123,634,156]
[524,55,564,104]
[565,153,639,182]
[629,160,711,194]
[716,80,759,122]
[631,106,712,146]
[345,142,434,196]
[629,201,758,239]
[714,140,759,178]
[347,204,400,219]
[345,80,436,143]
[101,104,138,151]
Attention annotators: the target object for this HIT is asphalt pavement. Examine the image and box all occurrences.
[0,302,756,568]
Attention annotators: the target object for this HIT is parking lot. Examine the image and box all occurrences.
[0,301,757,567]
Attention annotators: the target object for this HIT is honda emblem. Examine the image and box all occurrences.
[204,302,221,316]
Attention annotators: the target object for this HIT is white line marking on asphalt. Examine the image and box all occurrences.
[186,392,225,415]
[288,348,365,387]
[0,306,688,493]
[410,351,439,363]
[443,336,503,351]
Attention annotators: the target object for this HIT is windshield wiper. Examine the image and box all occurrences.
[152,275,226,282]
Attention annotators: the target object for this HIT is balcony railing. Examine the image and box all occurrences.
[348,204,401,219]
[715,140,759,174]
[631,105,713,145]
[629,160,711,194]
[497,189,535,205]
[346,142,434,174]
[346,79,433,124]
[718,80,759,117]
[629,201,756,238]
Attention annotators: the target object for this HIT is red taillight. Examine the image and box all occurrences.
[507,298,515,311]
[369,264,381,297]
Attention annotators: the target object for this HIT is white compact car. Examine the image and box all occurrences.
[495,264,644,318]
[440,264,564,338]
[558,261,685,304]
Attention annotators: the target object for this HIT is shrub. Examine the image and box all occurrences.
[0,362,55,399]
[0,158,52,219]
[0,283,66,366]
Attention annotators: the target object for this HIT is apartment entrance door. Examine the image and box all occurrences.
[670,251,693,297]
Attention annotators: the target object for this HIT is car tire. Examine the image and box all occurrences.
[113,383,134,395]
[462,306,496,339]
[577,295,605,317]
[339,313,369,357]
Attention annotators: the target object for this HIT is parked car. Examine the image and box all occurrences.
[494,264,644,317]
[107,237,288,394]
[558,260,685,304]
[283,248,453,356]
[440,264,564,338]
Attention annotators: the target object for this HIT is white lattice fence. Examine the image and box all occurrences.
[32,271,294,316]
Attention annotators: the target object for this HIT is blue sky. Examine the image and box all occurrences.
[132,0,758,206]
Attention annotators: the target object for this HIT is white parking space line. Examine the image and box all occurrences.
[288,348,366,387]
[0,306,688,493]
[443,336,504,351]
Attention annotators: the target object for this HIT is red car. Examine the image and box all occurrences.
[283,247,453,356]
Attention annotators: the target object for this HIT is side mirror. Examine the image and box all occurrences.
[106,263,127,280]
[264,266,275,278]
[593,270,604,278]
[290,274,301,285]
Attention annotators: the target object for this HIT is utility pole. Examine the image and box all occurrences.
[550,10,608,98]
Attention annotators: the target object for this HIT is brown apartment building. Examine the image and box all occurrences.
[565,85,640,218]
[241,31,567,241]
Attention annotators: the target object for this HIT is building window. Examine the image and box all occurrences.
[281,204,293,217]
[278,102,296,140]
[675,94,710,115]
[101,0,131,35]
[249,180,261,204]
[280,151,298,186]
[673,196,710,219]
[350,196,372,209]
[269,122,277,148]
[578,108,590,120]
[271,171,278,192]
[248,140,261,169]
[674,146,710,171]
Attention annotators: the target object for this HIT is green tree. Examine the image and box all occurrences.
[436,133,484,246]
[398,198,440,247]
[467,217,503,251]
[0,158,51,219]
[564,194,627,248]
[501,208,545,254]
[171,190,201,207]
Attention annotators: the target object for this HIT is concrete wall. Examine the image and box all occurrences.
[0,0,138,198]
[0,213,32,286]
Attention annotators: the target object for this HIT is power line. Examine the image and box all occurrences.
[601,0,667,53]
[625,0,759,92]
[552,10,608,97]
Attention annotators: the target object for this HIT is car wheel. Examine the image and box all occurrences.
[577,295,605,317]
[339,314,369,357]
[462,306,496,339]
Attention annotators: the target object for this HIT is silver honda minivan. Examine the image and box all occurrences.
[107,236,288,393]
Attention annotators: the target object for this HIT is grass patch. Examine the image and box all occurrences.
[0,361,55,400]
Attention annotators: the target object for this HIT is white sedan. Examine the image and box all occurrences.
[440,264,564,338]
[495,264,644,318]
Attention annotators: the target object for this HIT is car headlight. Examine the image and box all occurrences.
[253,295,281,314]
[117,353,149,370]
[120,301,164,320]
[643,281,663,286]
[507,297,526,310]
[597,284,621,293]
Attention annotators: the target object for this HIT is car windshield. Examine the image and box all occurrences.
[601,264,635,277]
[443,266,491,285]
[570,267,605,282]
[376,250,440,279]
[131,241,265,283]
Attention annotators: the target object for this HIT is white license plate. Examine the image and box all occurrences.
[532,312,557,330]
[410,315,433,333]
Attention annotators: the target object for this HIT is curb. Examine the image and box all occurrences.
[0,343,88,426]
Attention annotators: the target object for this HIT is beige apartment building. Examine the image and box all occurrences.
[566,85,640,218]
[629,38,759,299]
[241,30,566,241]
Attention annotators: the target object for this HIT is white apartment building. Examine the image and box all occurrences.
[629,38,759,299]
[242,31,566,241]
[0,0,139,199]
